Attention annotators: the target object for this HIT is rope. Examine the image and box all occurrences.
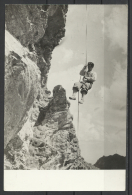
[76,5,88,168]
[77,75,82,136]
[86,4,87,65]
[77,5,88,135]
[77,91,79,136]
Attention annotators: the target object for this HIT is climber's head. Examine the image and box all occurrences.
[88,62,94,71]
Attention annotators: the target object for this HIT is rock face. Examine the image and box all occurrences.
[5,30,41,148]
[28,85,97,169]
[5,4,68,148]
[5,85,97,170]
[5,5,68,87]
[94,154,126,169]
[4,5,98,170]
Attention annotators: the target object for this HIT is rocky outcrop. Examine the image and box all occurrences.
[4,30,41,148]
[94,154,126,169]
[5,5,68,148]
[5,85,97,170]
[5,4,68,87]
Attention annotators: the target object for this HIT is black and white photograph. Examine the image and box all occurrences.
[4,4,127,191]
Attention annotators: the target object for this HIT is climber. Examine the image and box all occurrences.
[69,62,97,104]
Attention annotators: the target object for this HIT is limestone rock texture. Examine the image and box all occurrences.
[5,4,68,149]
[5,85,97,170]
[28,85,98,170]
[5,30,41,148]
[5,4,68,87]
[4,5,98,170]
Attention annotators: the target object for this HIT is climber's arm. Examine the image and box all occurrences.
[80,65,88,76]
[84,72,97,82]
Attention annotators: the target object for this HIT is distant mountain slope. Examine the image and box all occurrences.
[94,154,126,169]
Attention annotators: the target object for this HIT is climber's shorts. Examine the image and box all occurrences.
[73,81,92,94]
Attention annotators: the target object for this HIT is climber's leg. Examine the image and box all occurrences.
[79,91,87,104]
[81,91,87,101]
[72,88,78,98]
[79,83,92,104]
[69,82,82,100]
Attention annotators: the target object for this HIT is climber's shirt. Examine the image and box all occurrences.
[82,71,97,84]
[80,65,97,84]
[73,65,97,94]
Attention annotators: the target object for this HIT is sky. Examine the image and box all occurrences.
[47,5,128,164]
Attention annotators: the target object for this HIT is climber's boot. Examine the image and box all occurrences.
[69,96,76,100]
[79,99,84,104]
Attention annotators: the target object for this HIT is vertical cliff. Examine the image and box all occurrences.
[5,4,68,88]
[5,30,41,148]
[4,5,98,170]
[5,4,68,148]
